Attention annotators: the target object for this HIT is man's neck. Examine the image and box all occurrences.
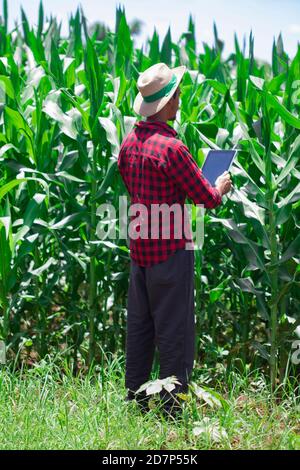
[146,117,168,123]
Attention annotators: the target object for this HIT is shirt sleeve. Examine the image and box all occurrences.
[166,142,222,209]
[117,146,131,195]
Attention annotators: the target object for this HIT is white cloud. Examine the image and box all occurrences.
[289,23,300,34]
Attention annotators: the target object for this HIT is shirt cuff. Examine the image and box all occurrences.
[214,187,222,205]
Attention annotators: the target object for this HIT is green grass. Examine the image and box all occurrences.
[0,353,300,450]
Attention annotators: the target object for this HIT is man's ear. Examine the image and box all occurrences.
[166,97,173,110]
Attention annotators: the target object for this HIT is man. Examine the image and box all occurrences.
[118,63,232,417]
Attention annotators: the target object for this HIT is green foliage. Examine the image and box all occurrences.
[0,3,299,391]
[0,357,299,449]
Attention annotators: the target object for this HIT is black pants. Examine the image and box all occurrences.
[125,248,195,406]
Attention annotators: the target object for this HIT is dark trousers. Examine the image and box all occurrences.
[125,248,195,406]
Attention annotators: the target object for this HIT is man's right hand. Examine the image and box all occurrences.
[215,171,233,196]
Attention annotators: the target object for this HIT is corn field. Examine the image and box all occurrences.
[0,1,299,391]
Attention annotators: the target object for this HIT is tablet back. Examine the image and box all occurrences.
[201,150,236,186]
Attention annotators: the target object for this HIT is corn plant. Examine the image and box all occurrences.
[0,1,299,388]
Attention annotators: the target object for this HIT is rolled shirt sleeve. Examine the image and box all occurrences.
[167,142,222,209]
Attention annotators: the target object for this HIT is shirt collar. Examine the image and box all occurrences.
[134,120,178,137]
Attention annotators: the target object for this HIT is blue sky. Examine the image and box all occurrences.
[3,0,300,62]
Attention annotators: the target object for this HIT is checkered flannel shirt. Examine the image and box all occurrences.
[117,120,222,266]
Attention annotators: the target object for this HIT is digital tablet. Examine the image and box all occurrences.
[201,150,237,186]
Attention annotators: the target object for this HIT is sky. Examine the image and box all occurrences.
[3,0,300,62]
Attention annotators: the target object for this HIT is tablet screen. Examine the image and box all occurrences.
[201,150,236,186]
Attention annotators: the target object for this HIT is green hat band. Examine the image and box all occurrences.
[143,74,178,103]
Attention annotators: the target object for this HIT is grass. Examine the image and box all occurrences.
[0,352,300,450]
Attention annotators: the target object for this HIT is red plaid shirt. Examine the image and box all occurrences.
[118,120,222,266]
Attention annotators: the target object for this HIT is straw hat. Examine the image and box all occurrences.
[133,62,186,117]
